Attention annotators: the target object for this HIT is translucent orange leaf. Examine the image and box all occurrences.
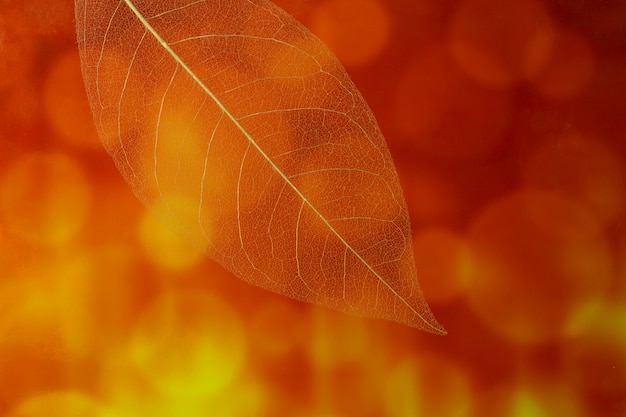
[75,0,445,333]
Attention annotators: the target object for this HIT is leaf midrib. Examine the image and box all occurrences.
[121,0,441,333]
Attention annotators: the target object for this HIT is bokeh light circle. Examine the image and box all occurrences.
[43,48,100,148]
[471,381,583,417]
[309,0,390,68]
[449,0,555,87]
[0,152,92,246]
[129,290,246,399]
[465,189,612,344]
[7,390,119,417]
[531,29,595,100]
[385,354,471,417]
[394,43,512,160]
[306,307,370,369]
[139,197,204,270]
[523,135,624,225]
[412,227,472,304]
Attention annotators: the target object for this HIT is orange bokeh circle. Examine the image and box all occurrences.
[449,0,555,87]
[43,48,100,148]
[0,152,92,246]
[531,29,595,99]
[394,42,512,160]
[412,228,472,304]
[465,189,612,344]
[309,0,391,68]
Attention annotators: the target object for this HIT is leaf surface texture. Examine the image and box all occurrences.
[75,0,445,333]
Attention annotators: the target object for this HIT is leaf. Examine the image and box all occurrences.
[75,0,446,334]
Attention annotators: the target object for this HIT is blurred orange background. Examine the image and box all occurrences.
[1,0,625,416]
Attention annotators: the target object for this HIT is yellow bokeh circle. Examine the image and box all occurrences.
[7,390,120,417]
[139,196,205,270]
[385,354,471,417]
[129,290,246,399]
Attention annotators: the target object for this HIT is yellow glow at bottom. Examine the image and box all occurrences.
[129,290,246,399]
[384,354,471,417]
[7,391,119,417]
[511,390,548,417]
[105,382,271,417]
[0,253,97,360]
[213,381,271,417]
[474,382,583,417]
[512,382,583,417]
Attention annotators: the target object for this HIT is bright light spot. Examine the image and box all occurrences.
[385,354,471,417]
[7,390,120,417]
[129,291,246,399]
